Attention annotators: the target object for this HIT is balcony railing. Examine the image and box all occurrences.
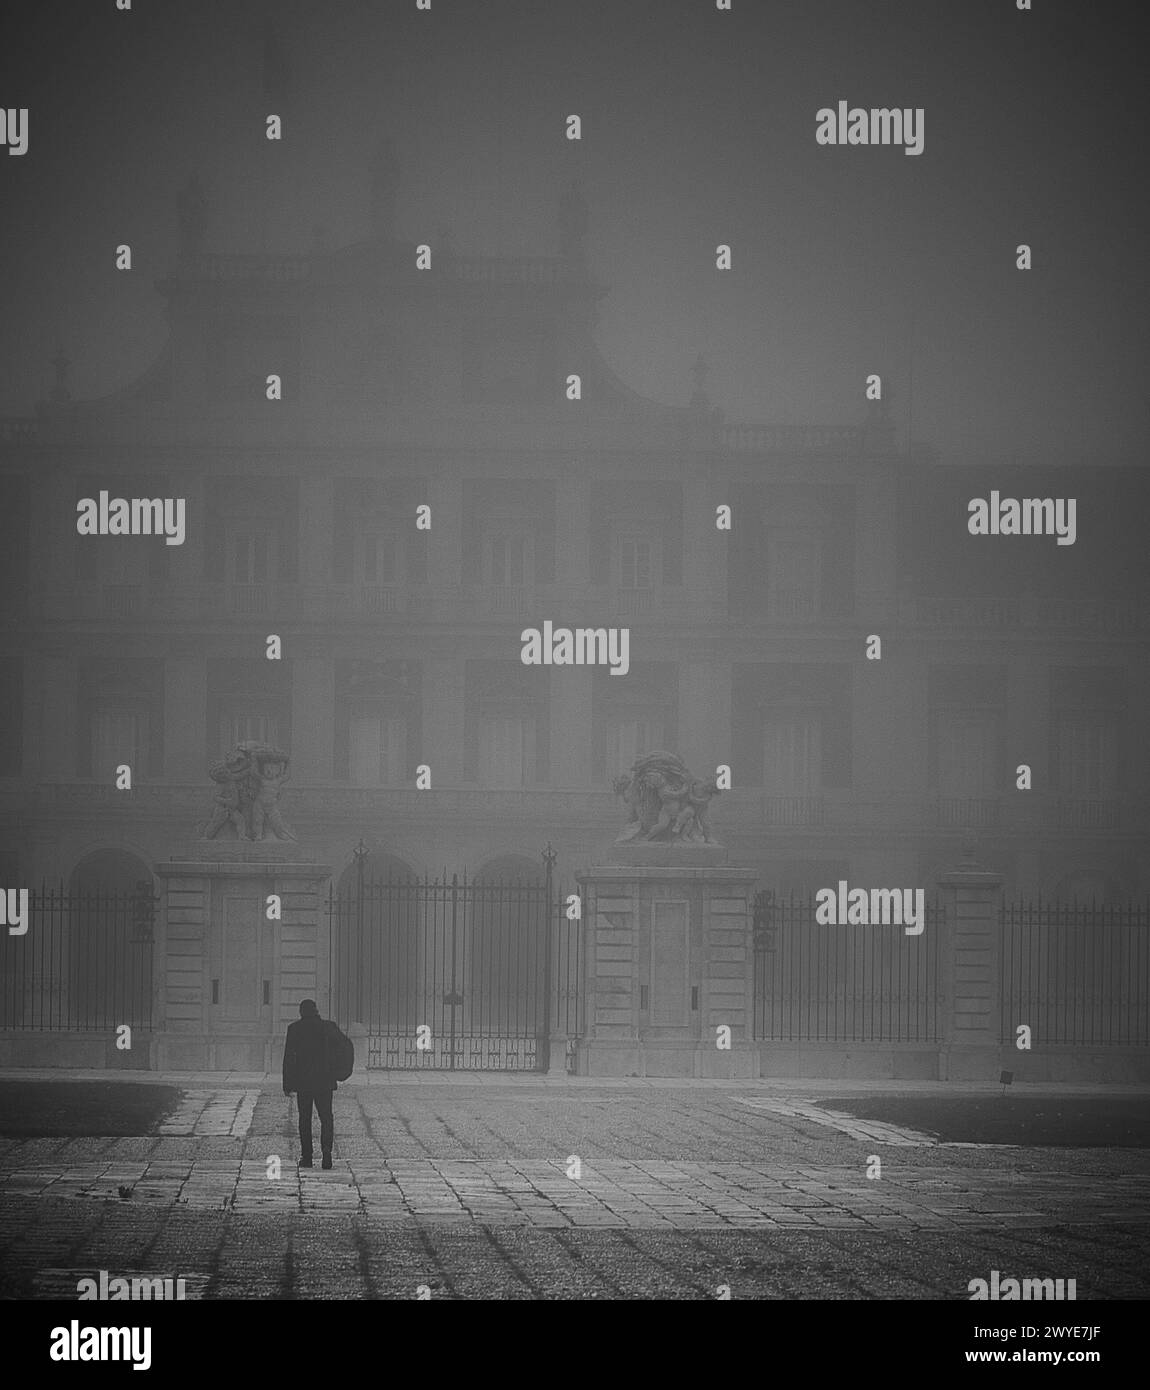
[1057,798,1121,831]
[720,424,862,452]
[616,587,657,616]
[0,417,37,443]
[764,591,820,622]
[900,595,1150,632]
[104,585,143,619]
[899,596,1021,628]
[360,586,405,615]
[1034,600,1150,634]
[29,782,1144,839]
[934,796,1001,829]
[173,252,311,282]
[452,254,574,285]
[761,796,826,828]
[481,586,538,618]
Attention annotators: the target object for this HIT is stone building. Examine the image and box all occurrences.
[1,164,1148,911]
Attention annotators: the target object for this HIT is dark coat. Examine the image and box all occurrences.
[282,1015,337,1095]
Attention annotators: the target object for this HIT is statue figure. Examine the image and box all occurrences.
[204,747,252,840]
[202,741,296,841]
[612,751,720,845]
[249,753,296,842]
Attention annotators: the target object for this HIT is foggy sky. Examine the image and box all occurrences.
[1,0,1147,460]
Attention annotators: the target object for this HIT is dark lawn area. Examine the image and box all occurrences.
[817,1094,1150,1147]
[0,1082,182,1137]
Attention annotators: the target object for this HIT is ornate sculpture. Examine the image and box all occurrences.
[612,751,720,845]
[203,741,296,842]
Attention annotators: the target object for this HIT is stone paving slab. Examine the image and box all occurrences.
[157,1089,260,1137]
[0,1155,1146,1231]
[737,1097,950,1145]
[5,1068,1150,1097]
[4,1210,1148,1300]
[2,1078,1148,1299]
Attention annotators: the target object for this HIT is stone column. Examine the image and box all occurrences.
[1006,658,1048,835]
[554,471,590,592]
[550,667,593,786]
[296,478,332,580]
[854,462,898,628]
[936,839,1005,1080]
[576,843,758,1078]
[427,475,463,593]
[422,655,465,785]
[856,648,929,849]
[297,478,334,622]
[678,661,731,790]
[166,471,204,600]
[680,477,725,618]
[290,655,334,786]
[37,651,78,779]
[163,653,207,783]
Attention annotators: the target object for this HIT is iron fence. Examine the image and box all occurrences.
[0,883,155,1031]
[753,890,942,1042]
[1000,897,1150,1046]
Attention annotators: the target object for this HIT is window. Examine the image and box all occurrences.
[90,705,150,782]
[763,715,821,795]
[606,717,664,774]
[1056,715,1117,797]
[221,710,279,751]
[348,714,407,786]
[361,534,401,585]
[936,711,998,797]
[487,534,532,588]
[478,715,536,787]
[101,538,146,584]
[618,537,653,590]
[232,533,271,585]
[766,530,820,619]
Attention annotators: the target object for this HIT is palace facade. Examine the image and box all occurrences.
[1,163,1148,906]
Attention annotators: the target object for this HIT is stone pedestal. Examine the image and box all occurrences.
[154,843,332,1071]
[575,844,758,1078]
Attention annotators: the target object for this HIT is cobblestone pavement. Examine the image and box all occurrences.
[1,1079,1148,1299]
[1,1155,1147,1230]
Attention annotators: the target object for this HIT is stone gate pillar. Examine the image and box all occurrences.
[154,842,332,1072]
[576,840,757,1078]
[936,839,1004,1081]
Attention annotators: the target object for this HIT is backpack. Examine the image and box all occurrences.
[325,1020,355,1083]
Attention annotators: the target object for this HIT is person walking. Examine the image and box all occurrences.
[282,999,337,1169]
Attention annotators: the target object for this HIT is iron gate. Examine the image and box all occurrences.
[328,847,578,1071]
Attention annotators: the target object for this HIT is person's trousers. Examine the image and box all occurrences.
[296,1088,334,1159]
